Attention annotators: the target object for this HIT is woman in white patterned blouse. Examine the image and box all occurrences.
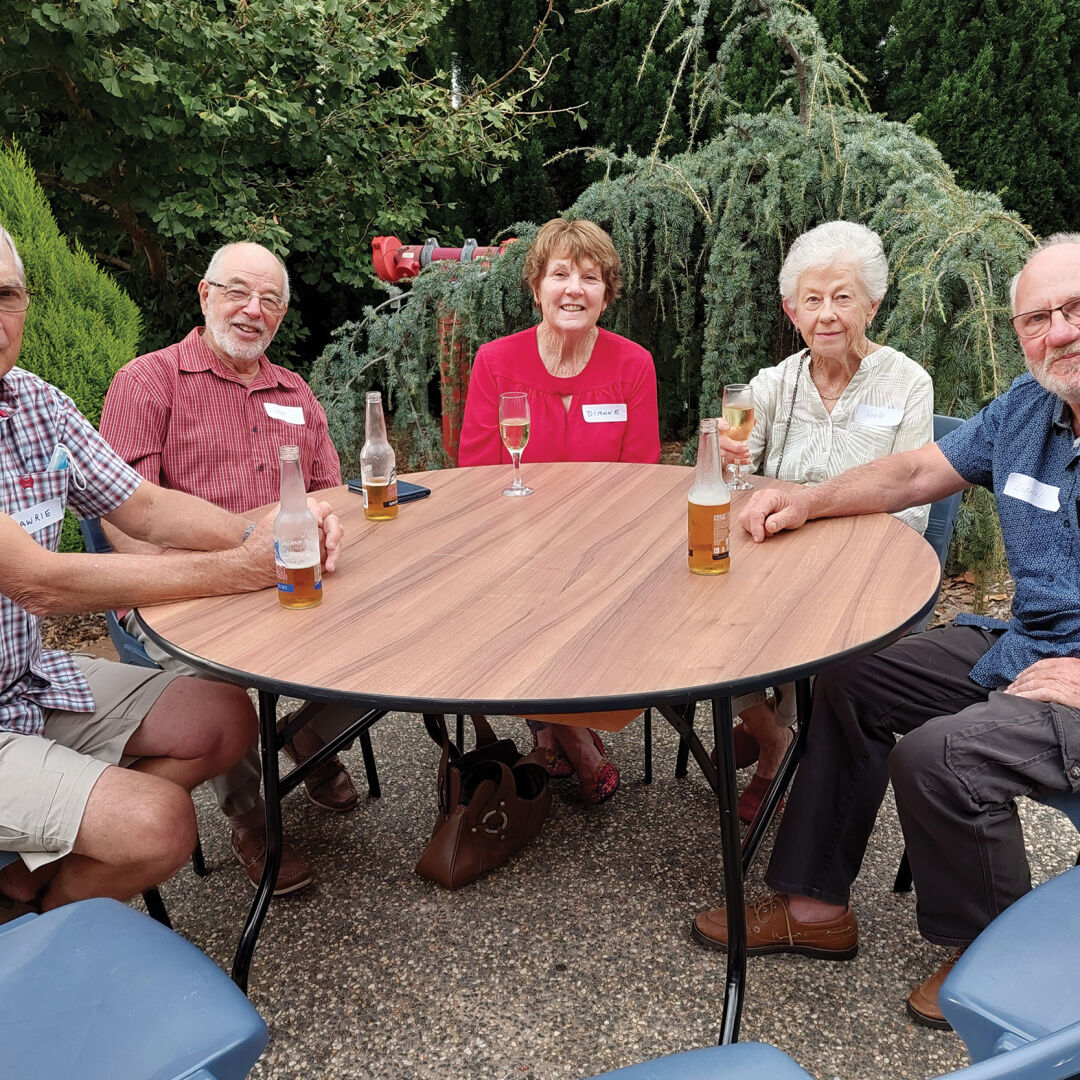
[719,220,934,823]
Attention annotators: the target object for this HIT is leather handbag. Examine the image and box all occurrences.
[415,715,551,890]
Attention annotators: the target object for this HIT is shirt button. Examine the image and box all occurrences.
[1071,765,1080,780]
[252,426,258,433]
[258,465,264,472]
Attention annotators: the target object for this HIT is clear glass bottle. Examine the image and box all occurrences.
[274,445,322,608]
[360,391,398,520]
[687,418,731,575]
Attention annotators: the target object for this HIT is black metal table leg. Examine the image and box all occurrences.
[710,694,744,1045]
[740,677,812,874]
[232,689,282,992]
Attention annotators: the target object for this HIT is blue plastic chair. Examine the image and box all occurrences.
[0,898,267,1079]
[909,412,965,632]
[79,516,158,667]
[581,1024,1080,1079]
[941,864,1080,1062]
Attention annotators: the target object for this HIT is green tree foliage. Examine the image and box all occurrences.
[0,0,554,356]
[426,0,715,245]
[883,0,1080,238]
[315,0,1033,573]
[0,141,141,550]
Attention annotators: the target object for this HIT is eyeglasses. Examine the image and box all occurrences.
[205,281,287,317]
[0,285,32,313]
[1011,298,1080,340]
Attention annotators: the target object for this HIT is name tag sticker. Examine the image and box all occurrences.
[582,403,627,423]
[1003,472,1060,512]
[263,403,305,425]
[854,404,903,427]
[14,497,63,536]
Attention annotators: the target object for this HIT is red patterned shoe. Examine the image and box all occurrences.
[581,730,619,804]
[528,721,574,779]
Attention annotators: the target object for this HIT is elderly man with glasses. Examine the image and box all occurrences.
[693,233,1080,1030]
[100,241,357,897]
[0,224,342,920]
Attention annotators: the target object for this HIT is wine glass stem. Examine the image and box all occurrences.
[512,452,523,489]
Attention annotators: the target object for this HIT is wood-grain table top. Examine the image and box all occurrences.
[136,462,941,713]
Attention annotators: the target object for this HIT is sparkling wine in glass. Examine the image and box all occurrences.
[498,392,534,497]
[721,383,755,490]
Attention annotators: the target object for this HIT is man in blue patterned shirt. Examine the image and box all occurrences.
[0,224,343,919]
[693,234,1080,1029]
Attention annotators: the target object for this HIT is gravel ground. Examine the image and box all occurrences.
[48,575,1064,1080]
[134,693,1075,1080]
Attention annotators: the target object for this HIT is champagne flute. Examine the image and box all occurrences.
[721,383,755,490]
[498,391,534,497]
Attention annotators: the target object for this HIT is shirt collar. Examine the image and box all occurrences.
[177,327,288,389]
[0,367,26,420]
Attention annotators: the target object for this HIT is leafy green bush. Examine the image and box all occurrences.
[0,141,141,550]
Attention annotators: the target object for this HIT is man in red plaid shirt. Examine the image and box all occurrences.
[0,224,343,920]
[100,241,358,895]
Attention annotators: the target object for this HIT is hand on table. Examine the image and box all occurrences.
[307,497,344,573]
[739,487,812,542]
[1005,658,1080,709]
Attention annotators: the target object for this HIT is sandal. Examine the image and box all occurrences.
[580,729,619,805]
[527,720,574,779]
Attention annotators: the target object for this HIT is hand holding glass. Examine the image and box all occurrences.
[721,383,755,490]
[498,392,534,497]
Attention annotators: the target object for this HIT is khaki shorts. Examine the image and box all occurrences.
[0,655,182,871]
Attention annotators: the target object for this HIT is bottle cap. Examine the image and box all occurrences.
[700,417,718,434]
[365,391,382,404]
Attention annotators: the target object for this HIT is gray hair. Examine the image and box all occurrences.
[205,242,290,304]
[1009,232,1080,313]
[779,220,888,304]
[0,225,26,286]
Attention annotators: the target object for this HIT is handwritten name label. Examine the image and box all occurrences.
[854,404,903,427]
[263,403,305,425]
[15,497,63,536]
[1003,472,1060,512]
[582,403,627,423]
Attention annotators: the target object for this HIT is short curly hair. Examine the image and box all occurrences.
[523,218,622,305]
[778,220,888,304]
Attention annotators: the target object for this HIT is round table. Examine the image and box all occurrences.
[137,461,941,1036]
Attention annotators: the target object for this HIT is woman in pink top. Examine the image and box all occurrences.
[459,218,661,803]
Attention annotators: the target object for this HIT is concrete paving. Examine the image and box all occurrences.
[149,703,1080,1080]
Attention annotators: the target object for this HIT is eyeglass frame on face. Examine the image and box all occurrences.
[1011,297,1080,340]
[0,284,32,314]
[204,280,287,317]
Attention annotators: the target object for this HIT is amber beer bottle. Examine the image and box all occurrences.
[360,391,398,520]
[688,417,731,575]
[274,445,323,608]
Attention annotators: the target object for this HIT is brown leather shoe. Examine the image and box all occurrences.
[281,718,359,813]
[230,827,314,895]
[907,950,965,1030]
[692,894,858,960]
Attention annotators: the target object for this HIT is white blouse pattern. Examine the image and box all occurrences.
[745,345,934,533]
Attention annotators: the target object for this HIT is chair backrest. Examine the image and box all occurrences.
[940,1018,1080,1080]
[923,413,966,569]
[941,865,1080,1062]
[78,517,159,668]
[0,898,268,1080]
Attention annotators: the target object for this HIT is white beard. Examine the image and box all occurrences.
[205,309,272,363]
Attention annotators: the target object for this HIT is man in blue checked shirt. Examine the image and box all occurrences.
[693,233,1080,1030]
[0,224,343,919]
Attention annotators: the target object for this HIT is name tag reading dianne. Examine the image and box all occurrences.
[1003,472,1060,512]
[582,403,627,423]
[15,497,63,536]
[854,404,903,426]
[263,403,305,425]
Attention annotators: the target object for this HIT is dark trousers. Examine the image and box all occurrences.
[765,624,1080,945]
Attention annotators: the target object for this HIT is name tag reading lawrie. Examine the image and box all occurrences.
[15,497,63,536]
[582,403,627,423]
[1003,472,1060,512]
[263,403,305,425]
